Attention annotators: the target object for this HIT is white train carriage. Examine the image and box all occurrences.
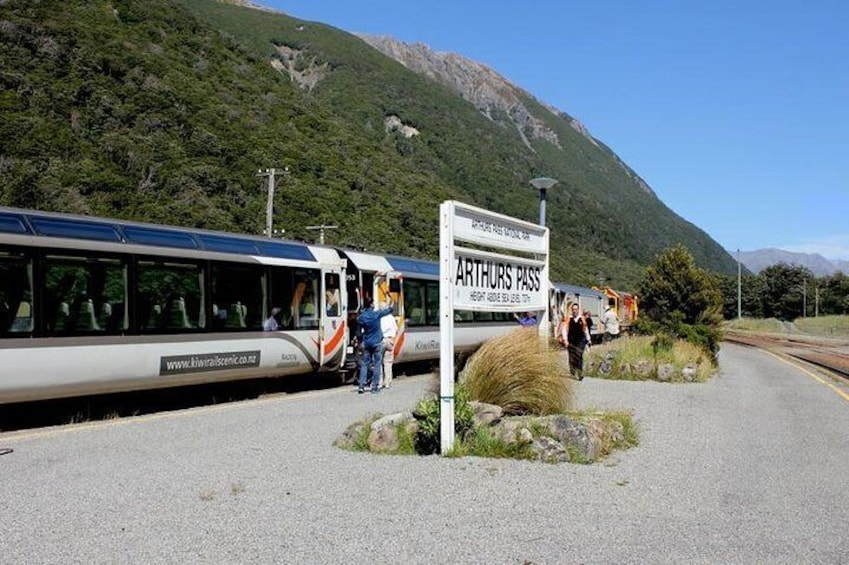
[339,250,518,369]
[0,207,346,403]
[0,206,610,405]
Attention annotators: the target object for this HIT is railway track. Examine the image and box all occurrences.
[724,330,849,381]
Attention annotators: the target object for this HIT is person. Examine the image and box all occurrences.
[356,297,395,394]
[601,300,620,343]
[514,311,537,327]
[583,309,594,342]
[263,307,281,331]
[325,289,339,317]
[380,307,399,389]
[566,303,591,380]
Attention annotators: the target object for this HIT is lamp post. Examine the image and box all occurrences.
[529,177,558,227]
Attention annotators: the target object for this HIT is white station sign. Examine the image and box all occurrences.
[439,200,550,455]
[452,247,546,311]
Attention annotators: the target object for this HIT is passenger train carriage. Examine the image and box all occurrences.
[0,207,636,404]
[0,207,347,403]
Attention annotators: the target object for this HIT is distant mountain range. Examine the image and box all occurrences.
[737,249,849,277]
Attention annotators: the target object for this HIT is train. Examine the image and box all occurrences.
[0,206,636,404]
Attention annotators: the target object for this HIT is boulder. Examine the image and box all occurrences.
[657,363,674,381]
[469,401,503,427]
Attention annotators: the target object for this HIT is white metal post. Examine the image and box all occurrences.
[439,202,456,454]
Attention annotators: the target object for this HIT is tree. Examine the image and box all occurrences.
[636,245,724,358]
[718,273,764,319]
[638,245,723,327]
[817,272,849,316]
[758,263,813,320]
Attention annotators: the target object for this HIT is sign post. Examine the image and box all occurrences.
[439,201,549,454]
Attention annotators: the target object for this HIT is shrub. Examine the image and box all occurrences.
[461,328,572,415]
[413,384,475,455]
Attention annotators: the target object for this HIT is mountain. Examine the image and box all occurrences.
[0,0,739,288]
[738,249,847,276]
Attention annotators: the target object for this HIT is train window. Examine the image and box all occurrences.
[324,273,340,317]
[455,310,474,323]
[292,270,319,329]
[0,250,34,336]
[474,311,495,322]
[43,254,127,335]
[426,281,440,326]
[137,260,202,332]
[403,280,426,326]
[210,263,263,331]
[268,266,297,330]
[345,271,361,313]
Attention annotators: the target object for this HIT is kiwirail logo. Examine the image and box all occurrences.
[160,350,261,375]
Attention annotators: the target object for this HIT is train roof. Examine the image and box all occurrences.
[339,249,439,280]
[0,207,316,262]
[551,282,606,298]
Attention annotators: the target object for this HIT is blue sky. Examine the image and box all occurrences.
[260,1,849,260]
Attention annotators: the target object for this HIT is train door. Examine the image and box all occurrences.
[375,271,404,356]
[319,267,346,369]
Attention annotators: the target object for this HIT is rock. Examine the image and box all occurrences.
[634,360,652,376]
[540,414,601,461]
[531,437,571,463]
[469,401,503,427]
[333,421,368,450]
[657,363,674,381]
[682,363,698,382]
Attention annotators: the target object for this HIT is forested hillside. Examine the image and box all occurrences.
[0,0,738,287]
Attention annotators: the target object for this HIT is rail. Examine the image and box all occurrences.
[724,330,849,382]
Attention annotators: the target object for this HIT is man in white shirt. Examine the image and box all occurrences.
[601,301,620,343]
[380,308,399,388]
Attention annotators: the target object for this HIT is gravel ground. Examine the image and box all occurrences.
[1,343,848,564]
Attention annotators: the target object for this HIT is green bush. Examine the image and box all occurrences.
[413,384,475,455]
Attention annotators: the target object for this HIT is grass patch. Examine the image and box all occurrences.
[336,331,640,464]
[585,335,714,382]
[724,315,849,339]
[724,317,786,333]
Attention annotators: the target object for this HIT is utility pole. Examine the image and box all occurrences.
[815,286,819,317]
[803,279,807,318]
[257,167,288,238]
[737,248,742,319]
[306,224,338,245]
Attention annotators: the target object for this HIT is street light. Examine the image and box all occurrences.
[529,177,558,227]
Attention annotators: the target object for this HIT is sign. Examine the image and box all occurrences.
[452,248,546,311]
[439,200,550,454]
[452,206,548,254]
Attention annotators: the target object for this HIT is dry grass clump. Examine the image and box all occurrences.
[587,335,714,382]
[461,328,572,415]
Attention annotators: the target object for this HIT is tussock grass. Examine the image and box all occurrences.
[587,335,714,382]
[461,328,572,415]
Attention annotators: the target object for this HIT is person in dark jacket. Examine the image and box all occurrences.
[357,296,395,394]
[566,303,591,380]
